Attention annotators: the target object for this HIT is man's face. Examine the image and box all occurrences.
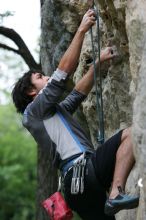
[31,72,50,94]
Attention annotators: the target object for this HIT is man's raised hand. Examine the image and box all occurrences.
[78,9,96,33]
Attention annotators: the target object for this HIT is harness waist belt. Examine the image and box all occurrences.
[61,158,76,175]
[61,154,84,175]
[61,152,93,176]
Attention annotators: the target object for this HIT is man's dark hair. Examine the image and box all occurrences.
[12,69,44,114]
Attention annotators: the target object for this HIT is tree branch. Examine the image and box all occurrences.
[0,26,41,70]
[0,42,20,54]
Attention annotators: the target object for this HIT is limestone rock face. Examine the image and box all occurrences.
[127,1,146,220]
[41,0,146,219]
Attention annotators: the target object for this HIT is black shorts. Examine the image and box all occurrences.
[63,130,123,220]
[92,129,123,190]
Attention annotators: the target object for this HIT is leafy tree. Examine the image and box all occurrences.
[1,7,58,220]
[0,104,36,220]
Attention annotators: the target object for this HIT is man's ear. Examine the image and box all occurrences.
[27,88,37,97]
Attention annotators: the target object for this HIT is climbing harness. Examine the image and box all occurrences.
[89,0,105,144]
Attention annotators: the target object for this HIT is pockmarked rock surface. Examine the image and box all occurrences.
[41,0,146,219]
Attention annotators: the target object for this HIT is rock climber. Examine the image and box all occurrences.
[12,9,139,220]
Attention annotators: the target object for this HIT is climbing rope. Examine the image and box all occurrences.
[89,0,105,144]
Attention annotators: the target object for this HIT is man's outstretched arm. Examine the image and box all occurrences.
[75,47,115,95]
[58,9,96,75]
[59,47,115,114]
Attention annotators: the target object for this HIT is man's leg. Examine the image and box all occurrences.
[105,127,139,216]
[109,127,135,199]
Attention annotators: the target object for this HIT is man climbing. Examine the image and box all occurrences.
[12,9,139,220]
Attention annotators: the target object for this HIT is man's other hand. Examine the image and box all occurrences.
[100,47,117,62]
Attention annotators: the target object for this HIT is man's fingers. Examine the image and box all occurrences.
[100,47,118,61]
[86,9,96,17]
[83,15,96,25]
[79,9,96,33]
[90,15,96,21]
[83,9,96,23]
[86,9,94,13]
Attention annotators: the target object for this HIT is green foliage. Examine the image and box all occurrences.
[73,212,81,220]
[0,104,36,220]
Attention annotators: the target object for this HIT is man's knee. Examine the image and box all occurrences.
[121,127,131,142]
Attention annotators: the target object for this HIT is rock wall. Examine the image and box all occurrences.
[41,0,146,219]
[127,1,146,219]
